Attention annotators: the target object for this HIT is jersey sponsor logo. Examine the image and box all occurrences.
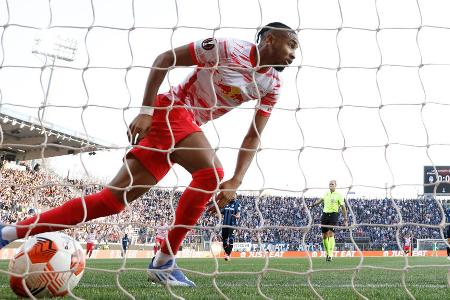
[201,38,216,50]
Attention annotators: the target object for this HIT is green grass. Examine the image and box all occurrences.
[1,257,450,299]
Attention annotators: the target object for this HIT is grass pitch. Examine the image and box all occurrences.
[1,256,450,299]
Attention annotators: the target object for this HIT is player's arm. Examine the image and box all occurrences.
[142,45,194,108]
[216,113,269,208]
[234,203,242,219]
[129,44,195,144]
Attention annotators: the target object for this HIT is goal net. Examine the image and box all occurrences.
[2,0,450,299]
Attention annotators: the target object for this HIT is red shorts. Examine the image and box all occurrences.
[403,246,410,251]
[156,237,164,245]
[128,95,202,182]
[86,242,95,251]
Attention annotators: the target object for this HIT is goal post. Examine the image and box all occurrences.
[417,239,449,252]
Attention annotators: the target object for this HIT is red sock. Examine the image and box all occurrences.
[16,188,125,238]
[161,168,224,255]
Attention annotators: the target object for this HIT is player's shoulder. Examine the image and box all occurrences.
[222,38,254,53]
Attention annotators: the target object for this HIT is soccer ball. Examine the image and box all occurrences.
[8,232,85,298]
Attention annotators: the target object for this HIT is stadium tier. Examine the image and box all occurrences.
[0,166,446,251]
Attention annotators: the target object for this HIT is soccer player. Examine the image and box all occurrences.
[121,233,130,257]
[311,180,348,262]
[0,22,298,287]
[86,228,96,258]
[403,234,412,256]
[154,220,168,255]
[221,198,241,261]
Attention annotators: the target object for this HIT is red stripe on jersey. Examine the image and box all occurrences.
[231,54,241,65]
[239,55,250,62]
[242,72,253,82]
[189,42,199,65]
[249,45,256,67]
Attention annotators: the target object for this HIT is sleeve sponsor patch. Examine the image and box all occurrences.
[201,38,216,50]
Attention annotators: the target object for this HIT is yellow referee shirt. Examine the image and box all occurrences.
[322,191,344,213]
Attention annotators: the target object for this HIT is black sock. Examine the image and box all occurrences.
[447,247,450,256]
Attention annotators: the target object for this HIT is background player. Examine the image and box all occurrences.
[403,234,412,256]
[121,233,130,257]
[86,228,96,258]
[154,220,168,255]
[221,198,241,261]
[0,22,298,287]
[311,180,348,262]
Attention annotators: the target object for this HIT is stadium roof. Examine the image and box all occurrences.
[0,106,117,161]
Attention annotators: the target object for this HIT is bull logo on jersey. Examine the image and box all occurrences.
[202,38,216,50]
[217,83,243,102]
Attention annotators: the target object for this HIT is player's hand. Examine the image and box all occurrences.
[344,218,349,227]
[128,114,153,145]
[207,178,240,214]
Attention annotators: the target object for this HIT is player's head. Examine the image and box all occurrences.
[329,180,336,192]
[256,22,298,72]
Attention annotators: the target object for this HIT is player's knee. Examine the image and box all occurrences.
[192,168,224,191]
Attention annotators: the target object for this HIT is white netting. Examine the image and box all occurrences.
[1,0,450,299]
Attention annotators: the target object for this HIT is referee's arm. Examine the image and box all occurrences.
[310,198,323,209]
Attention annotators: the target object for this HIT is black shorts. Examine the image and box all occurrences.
[321,212,339,233]
[446,225,450,239]
[222,227,235,242]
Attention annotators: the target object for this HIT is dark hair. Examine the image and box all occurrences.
[256,22,293,43]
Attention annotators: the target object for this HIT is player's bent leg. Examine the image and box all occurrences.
[159,167,224,256]
[160,132,223,256]
[148,132,223,285]
[0,158,157,247]
[108,157,158,202]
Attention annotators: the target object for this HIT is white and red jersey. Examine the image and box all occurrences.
[86,233,95,244]
[404,237,411,247]
[156,223,168,239]
[164,38,281,125]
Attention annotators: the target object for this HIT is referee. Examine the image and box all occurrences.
[221,199,241,261]
[311,180,348,262]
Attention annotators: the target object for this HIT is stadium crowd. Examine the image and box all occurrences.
[0,163,446,251]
